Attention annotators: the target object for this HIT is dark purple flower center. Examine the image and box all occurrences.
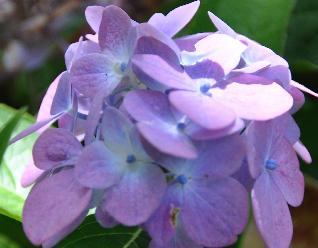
[176,174,188,185]
[177,122,186,131]
[120,63,128,73]
[265,159,278,170]
[200,83,211,94]
[126,154,136,164]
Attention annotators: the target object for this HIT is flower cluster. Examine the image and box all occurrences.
[12,1,316,248]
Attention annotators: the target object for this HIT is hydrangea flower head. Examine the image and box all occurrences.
[11,1,317,248]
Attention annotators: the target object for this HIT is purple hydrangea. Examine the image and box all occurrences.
[11,1,317,248]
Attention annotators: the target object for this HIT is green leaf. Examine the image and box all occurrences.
[56,215,150,248]
[0,104,37,221]
[0,214,34,248]
[0,107,26,164]
[286,0,318,69]
[170,0,295,54]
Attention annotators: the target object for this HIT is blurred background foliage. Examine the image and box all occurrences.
[0,0,317,247]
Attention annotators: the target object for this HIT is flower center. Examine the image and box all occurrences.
[126,154,136,164]
[176,174,188,185]
[200,83,212,96]
[120,62,128,73]
[265,159,278,170]
[177,122,186,131]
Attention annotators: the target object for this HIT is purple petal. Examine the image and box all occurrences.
[184,59,225,80]
[232,158,255,192]
[269,133,304,206]
[181,34,246,75]
[293,141,312,164]
[65,40,100,71]
[182,178,248,247]
[187,117,245,140]
[33,128,82,170]
[149,226,201,248]
[291,80,318,98]
[21,160,44,187]
[132,54,194,90]
[58,113,86,139]
[252,172,293,248]
[169,91,235,130]
[70,53,120,98]
[85,6,104,33]
[255,65,290,87]
[95,206,118,228]
[102,164,166,226]
[36,72,66,133]
[23,169,92,247]
[75,141,123,189]
[137,23,181,61]
[232,60,270,74]
[188,135,245,177]
[278,114,300,144]
[208,12,236,37]
[137,123,197,159]
[50,72,71,115]
[159,135,245,179]
[148,1,200,37]
[135,36,180,71]
[9,114,62,145]
[84,88,110,145]
[42,210,88,248]
[239,35,289,68]
[98,6,135,57]
[101,107,134,155]
[211,82,293,121]
[124,90,176,124]
[145,184,183,245]
[245,121,272,178]
[124,90,197,159]
[289,86,305,113]
[175,33,209,52]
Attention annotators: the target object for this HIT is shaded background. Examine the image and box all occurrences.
[0,0,317,247]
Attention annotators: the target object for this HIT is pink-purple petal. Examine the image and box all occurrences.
[9,114,62,145]
[32,128,82,170]
[208,12,236,38]
[102,164,166,226]
[187,117,245,140]
[293,141,312,164]
[95,206,118,228]
[124,90,176,124]
[50,72,71,115]
[181,34,246,75]
[148,1,200,37]
[211,82,293,121]
[137,123,197,159]
[291,80,318,98]
[145,185,183,246]
[74,141,123,189]
[70,53,119,98]
[169,91,235,130]
[22,169,92,247]
[132,54,194,90]
[98,6,134,57]
[65,40,100,71]
[188,135,245,178]
[101,107,134,155]
[182,178,248,247]
[269,134,304,206]
[252,172,293,248]
[85,6,104,33]
[21,160,45,187]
